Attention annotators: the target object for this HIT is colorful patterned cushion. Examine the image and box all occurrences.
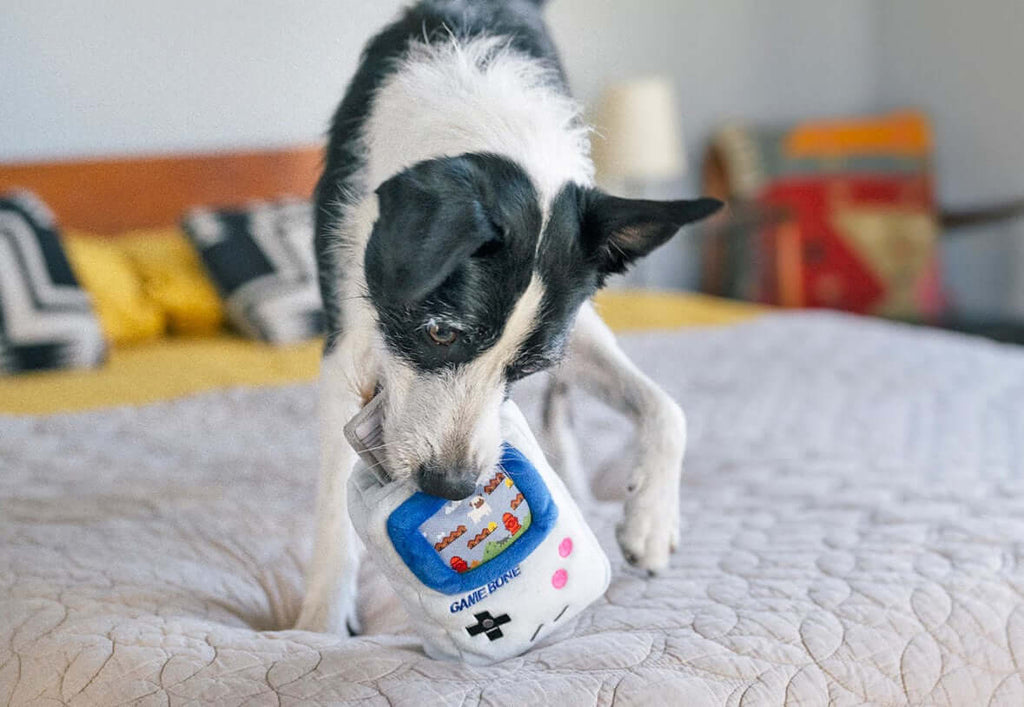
[0,191,106,374]
[182,200,323,344]
[707,111,945,320]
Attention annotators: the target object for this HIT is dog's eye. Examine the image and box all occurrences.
[427,320,458,346]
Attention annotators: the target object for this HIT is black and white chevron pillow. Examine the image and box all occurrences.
[183,200,324,344]
[0,191,106,375]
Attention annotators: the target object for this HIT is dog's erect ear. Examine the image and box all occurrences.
[365,158,498,304]
[580,190,723,274]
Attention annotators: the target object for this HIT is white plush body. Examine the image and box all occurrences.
[348,401,610,664]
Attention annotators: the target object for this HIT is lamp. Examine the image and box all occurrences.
[591,77,689,288]
[591,76,687,192]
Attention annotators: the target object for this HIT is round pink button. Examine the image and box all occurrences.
[558,537,573,558]
[551,568,568,589]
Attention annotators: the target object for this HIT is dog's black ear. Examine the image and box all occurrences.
[580,189,723,275]
[365,158,498,304]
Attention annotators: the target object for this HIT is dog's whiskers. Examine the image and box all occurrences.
[359,441,396,455]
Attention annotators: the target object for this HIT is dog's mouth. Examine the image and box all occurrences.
[388,434,503,501]
[346,385,503,499]
[354,368,505,495]
[413,458,481,500]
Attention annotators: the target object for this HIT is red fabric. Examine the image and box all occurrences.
[757,174,942,317]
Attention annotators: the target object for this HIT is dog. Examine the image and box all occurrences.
[296,0,722,634]
[467,495,492,524]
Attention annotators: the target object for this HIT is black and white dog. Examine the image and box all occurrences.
[296,0,722,634]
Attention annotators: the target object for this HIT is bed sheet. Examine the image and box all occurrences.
[3,313,1024,705]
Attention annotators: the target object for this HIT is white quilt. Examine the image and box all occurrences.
[3,313,1024,706]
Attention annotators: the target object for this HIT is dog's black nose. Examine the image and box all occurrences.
[415,460,478,500]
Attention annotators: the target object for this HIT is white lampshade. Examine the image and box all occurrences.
[592,76,687,185]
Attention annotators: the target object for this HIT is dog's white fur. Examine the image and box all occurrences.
[297,36,686,633]
[365,37,593,201]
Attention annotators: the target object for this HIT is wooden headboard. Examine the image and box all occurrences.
[0,145,323,233]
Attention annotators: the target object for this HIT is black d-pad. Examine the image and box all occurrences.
[465,611,511,641]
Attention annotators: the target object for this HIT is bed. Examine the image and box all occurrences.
[3,150,1023,706]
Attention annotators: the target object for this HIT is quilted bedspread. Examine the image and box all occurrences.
[3,313,1024,706]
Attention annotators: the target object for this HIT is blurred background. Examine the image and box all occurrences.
[2,0,1022,333]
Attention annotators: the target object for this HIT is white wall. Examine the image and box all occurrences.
[548,0,877,287]
[9,1,1018,303]
[0,1,405,160]
[874,0,1024,319]
[0,0,880,290]
[551,0,876,163]
[2,0,876,163]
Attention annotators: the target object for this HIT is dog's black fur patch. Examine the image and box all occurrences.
[316,0,565,352]
[366,161,722,376]
[508,187,723,381]
[366,153,542,371]
[315,0,723,378]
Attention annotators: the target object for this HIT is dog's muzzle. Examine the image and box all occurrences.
[415,460,478,500]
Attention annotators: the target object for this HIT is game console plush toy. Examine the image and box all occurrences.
[346,396,611,665]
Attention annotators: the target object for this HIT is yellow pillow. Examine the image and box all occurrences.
[114,228,225,337]
[62,233,167,345]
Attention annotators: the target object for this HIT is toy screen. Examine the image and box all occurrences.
[418,469,532,574]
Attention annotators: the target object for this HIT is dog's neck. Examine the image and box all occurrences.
[362,36,593,206]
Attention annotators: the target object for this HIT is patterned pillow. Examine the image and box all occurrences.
[0,191,106,374]
[183,200,323,344]
[705,111,945,321]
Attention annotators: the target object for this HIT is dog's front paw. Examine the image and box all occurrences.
[615,480,681,574]
[295,581,361,636]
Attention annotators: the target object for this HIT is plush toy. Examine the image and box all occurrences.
[346,395,611,665]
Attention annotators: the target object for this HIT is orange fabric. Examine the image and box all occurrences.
[784,111,932,160]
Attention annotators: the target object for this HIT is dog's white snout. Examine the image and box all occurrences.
[380,357,507,484]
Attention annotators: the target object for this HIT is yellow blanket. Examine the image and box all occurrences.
[0,292,760,415]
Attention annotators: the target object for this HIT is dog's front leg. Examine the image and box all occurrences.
[562,302,685,573]
[295,340,372,634]
[540,377,590,501]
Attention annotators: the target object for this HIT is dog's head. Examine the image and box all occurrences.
[365,152,720,499]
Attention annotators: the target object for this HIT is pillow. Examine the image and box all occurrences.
[62,232,167,345]
[706,111,945,321]
[116,228,225,337]
[183,200,323,344]
[0,191,106,374]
